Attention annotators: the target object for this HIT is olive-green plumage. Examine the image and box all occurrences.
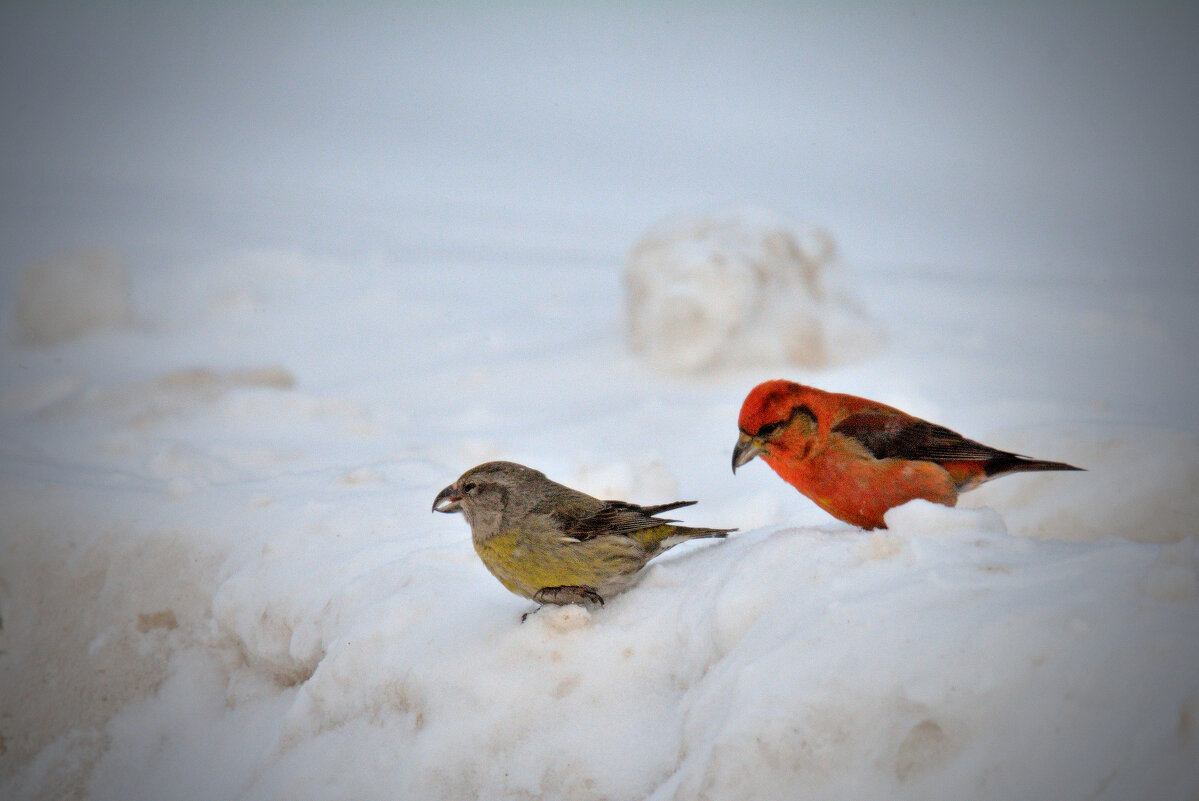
[432,461,732,606]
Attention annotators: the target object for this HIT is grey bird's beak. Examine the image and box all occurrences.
[731,432,765,473]
[432,484,462,513]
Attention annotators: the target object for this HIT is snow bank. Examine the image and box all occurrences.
[1,253,1196,801]
[624,209,881,373]
[0,484,223,796]
[17,497,1195,801]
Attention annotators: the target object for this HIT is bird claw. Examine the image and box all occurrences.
[532,585,605,607]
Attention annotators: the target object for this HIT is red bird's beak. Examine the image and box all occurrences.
[732,432,766,473]
[432,485,463,513]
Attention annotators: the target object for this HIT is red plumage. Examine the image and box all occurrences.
[733,380,1082,529]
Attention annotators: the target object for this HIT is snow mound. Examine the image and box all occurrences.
[2,253,1195,801]
[13,250,134,346]
[0,494,221,793]
[33,365,301,433]
[624,209,881,372]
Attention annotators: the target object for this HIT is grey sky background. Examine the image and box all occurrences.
[2,4,1196,288]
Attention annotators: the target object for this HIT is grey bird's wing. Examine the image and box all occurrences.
[535,491,692,543]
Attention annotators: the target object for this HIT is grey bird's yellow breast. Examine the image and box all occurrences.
[472,520,648,600]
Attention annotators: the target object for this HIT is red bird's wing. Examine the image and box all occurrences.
[831,409,1082,489]
[831,411,1006,464]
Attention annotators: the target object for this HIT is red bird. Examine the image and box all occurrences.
[732,379,1082,529]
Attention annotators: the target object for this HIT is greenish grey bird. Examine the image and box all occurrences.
[432,461,733,607]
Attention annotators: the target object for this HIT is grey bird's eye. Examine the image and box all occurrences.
[463,482,478,493]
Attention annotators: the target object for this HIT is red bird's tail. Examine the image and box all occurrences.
[942,453,1083,492]
[983,454,1084,479]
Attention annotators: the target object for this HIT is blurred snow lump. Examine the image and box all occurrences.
[624,208,881,372]
[12,249,134,346]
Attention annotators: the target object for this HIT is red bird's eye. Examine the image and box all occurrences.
[756,420,784,438]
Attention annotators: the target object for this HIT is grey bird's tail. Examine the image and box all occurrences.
[632,499,735,541]
[607,498,734,554]
[651,522,734,555]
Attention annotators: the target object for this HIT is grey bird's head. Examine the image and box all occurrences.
[432,461,555,537]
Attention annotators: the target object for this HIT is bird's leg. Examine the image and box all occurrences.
[532,586,605,607]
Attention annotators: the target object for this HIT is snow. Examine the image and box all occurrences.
[2,5,1198,801]
[3,251,1196,801]
[625,209,880,372]
[13,250,133,346]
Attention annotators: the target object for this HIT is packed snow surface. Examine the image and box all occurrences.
[1,250,1196,801]
[2,5,1198,801]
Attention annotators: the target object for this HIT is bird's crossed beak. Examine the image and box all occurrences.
[731,432,766,473]
[432,484,463,513]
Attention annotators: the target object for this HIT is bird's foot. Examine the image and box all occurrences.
[532,585,604,607]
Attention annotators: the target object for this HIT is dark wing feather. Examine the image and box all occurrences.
[615,499,696,517]
[552,499,690,542]
[832,412,1007,463]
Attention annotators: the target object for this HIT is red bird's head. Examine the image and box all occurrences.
[732,379,818,472]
